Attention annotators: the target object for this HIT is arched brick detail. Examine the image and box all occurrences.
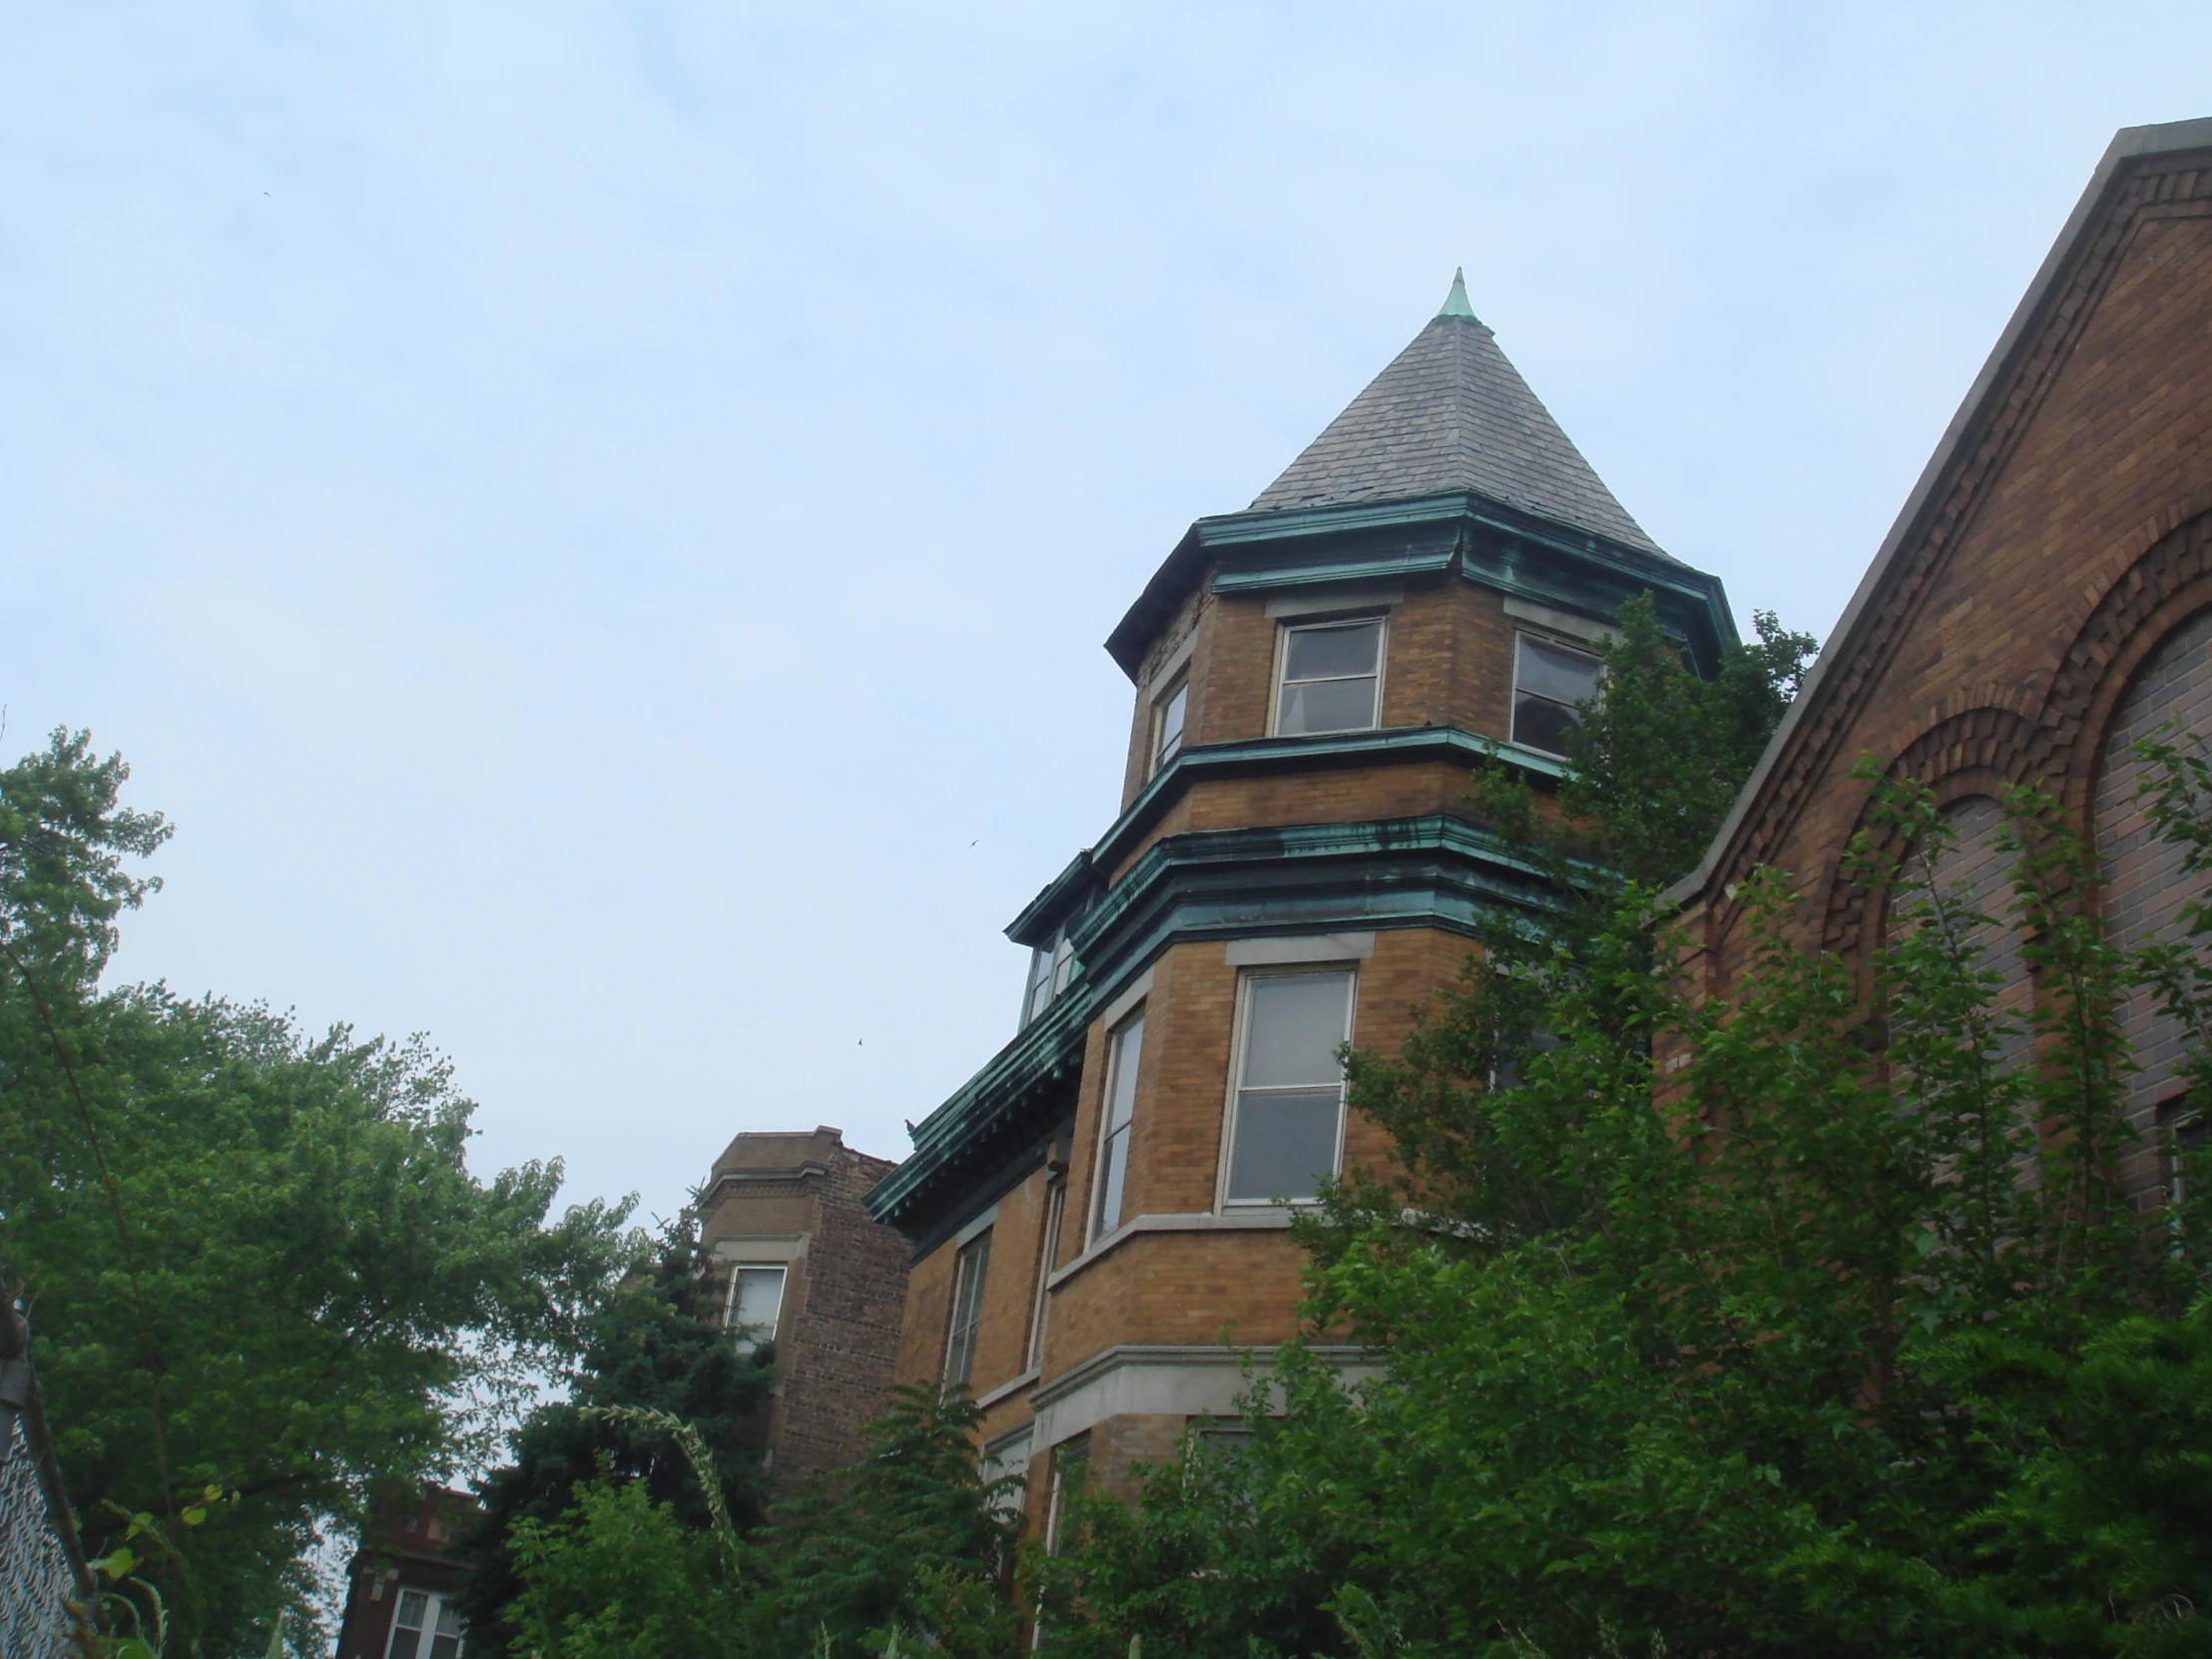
[1703,165,2212,938]
[2031,503,2212,812]
[2092,603,2212,1209]
[1821,705,2036,955]
[1816,507,2212,959]
[1877,795,2033,1074]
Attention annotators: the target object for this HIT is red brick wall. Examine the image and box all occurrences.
[1674,143,2212,1213]
[770,1146,912,1487]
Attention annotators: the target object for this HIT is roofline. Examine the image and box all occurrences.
[1662,115,2212,913]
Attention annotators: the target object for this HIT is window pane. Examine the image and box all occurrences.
[1094,1123,1130,1237]
[387,1634,422,1659]
[1511,692,1581,757]
[1051,934,1076,994]
[1284,621,1382,681]
[1155,681,1188,767]
[429,1640,460,1659]
[1278,675,1379,736]
[1027,1181,1065,1369]
[434,1601,463,1636]
[946,1233,991,1384]
[1516,636,1601,705]
[1104,1016,1143,1132]
[1226,1087,1345,1202]
[732,1267,785,1331]
[396,1591,428,1631]
[1241,972,1352,1088]
[1025,946,1055,1023]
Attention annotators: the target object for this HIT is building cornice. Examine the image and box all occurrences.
[1105,490,1735,681]
[865,808,1567,1234]
[1006,725,1566,948]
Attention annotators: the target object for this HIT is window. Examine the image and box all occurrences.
[1022,929,1078,1027]
[944,1230,992,1387]
[1224,968,1354,1204]
[1152,674,1189,773]
[725,1265,787,1357]
[385,1587,463,1659]
[1276,618,1384,736]
[1045,1433,1091,1554]
[2161,1095,2208,1212]
[1511,633,1602,757]
[1092,1013,1145,1240]
[1025,1180,1067,1371]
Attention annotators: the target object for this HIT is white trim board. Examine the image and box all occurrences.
[1224,932,1375,966]
[1043,1208,1297,1293]
[1027,1344,1379,1451]
[1265,586,1402,620]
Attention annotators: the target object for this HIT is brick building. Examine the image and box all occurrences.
[699,1126,910,1489]
[864,273,1738,1525]
[333,1483,475,1659]
[1667,116,2212,1213]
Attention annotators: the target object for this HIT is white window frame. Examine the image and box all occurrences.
[1025,1179,1067,1371]
[1044,1433,1091,1555]
[384,1585,464,1659]
[724,1263,788,1357]
[1150,671,1190,775]
[1217,965,1356,1210]
[2162,1094,2205,1216]
[1510,630,1603,759]
[1270,614,1388,738]
[1020,930,1077,1027]
[1091,1010,1146,1242]
[944,1229,993,1387]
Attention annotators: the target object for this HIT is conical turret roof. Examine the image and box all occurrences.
[1251,273,1667,559]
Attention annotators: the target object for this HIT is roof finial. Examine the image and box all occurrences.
[1435,267,1478,321]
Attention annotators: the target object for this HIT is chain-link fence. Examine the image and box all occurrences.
[0,1425,78,1656]
[1,1286,93,1659]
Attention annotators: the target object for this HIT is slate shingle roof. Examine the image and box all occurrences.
[1251,276,1669,560]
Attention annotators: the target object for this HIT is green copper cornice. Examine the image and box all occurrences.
[1105,491,1735,680]
[1004,725,1567,948]
[867,807,1577,1233]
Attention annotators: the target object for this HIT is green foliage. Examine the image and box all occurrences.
[457,1210,779,1654]
[0,730,638,1656]
[1038,751,2212,1655]
[506,1477,742,1659]
[495,1382,1020,1659]
[1541,594,1816,887]
[739,1382,1023,1658]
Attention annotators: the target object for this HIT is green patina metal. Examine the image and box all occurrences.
[1435,267,1479,321]
[1006,726,1568,948]
[1106,490,1735,680]
[868,807,1580,1232]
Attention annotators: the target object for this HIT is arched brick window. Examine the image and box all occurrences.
[2094,606,2212,1210]
[1890,794,2031,1074]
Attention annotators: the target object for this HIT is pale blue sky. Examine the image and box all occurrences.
[6,2,2208,1227]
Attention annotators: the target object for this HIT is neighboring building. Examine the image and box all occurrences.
[700,1126,910,1489]
[864,273,1737,1524]
[333,1483,475,1659]
[1667,116,2212,1215]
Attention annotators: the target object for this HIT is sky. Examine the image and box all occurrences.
[5,1,2209,1232]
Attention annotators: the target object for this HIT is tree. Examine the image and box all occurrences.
[0,730,637,1656]
[736,1382,1023,1659]
[1537,593,1817,889]
[495,1382,1021,1659]
[1037,768,2212,1656]
[457,1207,780,1655]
